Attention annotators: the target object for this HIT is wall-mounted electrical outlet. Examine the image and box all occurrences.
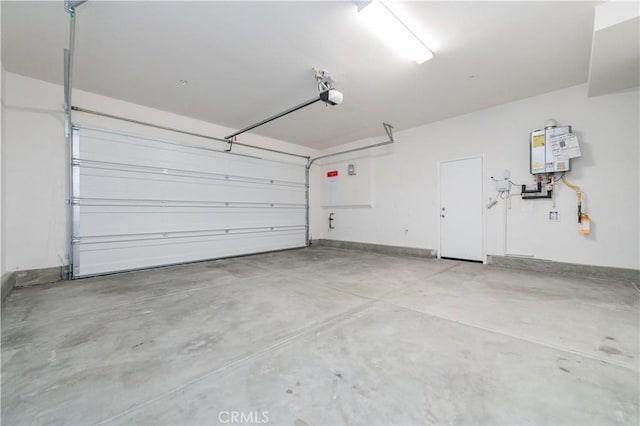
[548,209,560,222]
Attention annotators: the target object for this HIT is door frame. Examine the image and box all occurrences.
[437,154,487,264]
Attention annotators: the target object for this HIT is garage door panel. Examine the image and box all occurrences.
[79,169,304,204]
[78,207,304,236]
[79,129,304,183]
[72,128,307,277]
[76,229,305,277]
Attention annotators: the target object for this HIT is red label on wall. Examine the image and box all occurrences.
[327,171,338,177]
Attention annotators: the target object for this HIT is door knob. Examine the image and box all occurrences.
[441,214,446,218]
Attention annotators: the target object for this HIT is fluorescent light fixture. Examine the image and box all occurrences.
[358,0,433,64]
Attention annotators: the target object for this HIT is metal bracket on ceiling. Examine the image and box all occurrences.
[225,136,235,153]
[356,1,373,13]
[313,68,336,92]
[64,0,87,15]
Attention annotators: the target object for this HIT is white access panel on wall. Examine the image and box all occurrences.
[321,158,373,207]
[71,128,306,277]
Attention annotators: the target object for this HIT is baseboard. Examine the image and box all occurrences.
[2,266,63,303]
[1,272,14,304]
[315,239,437,258]
[487,255,640,283]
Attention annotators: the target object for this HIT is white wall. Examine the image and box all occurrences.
[1,4,5,282]
[4,71,639,273]
[1,65,5,281]
[313,84,640,270]
[2,71,321,273]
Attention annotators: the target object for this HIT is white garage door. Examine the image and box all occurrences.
[71,127,307,277]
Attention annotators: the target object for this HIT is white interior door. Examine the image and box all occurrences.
[439,156,484,261]
[71,127,307,277]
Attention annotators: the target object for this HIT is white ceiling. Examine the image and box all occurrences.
[2,1,598,148]
[588,1,639,97]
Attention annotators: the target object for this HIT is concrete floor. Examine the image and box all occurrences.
[1,246,638,425]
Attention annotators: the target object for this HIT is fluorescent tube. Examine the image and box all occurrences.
[358,0,433,64]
